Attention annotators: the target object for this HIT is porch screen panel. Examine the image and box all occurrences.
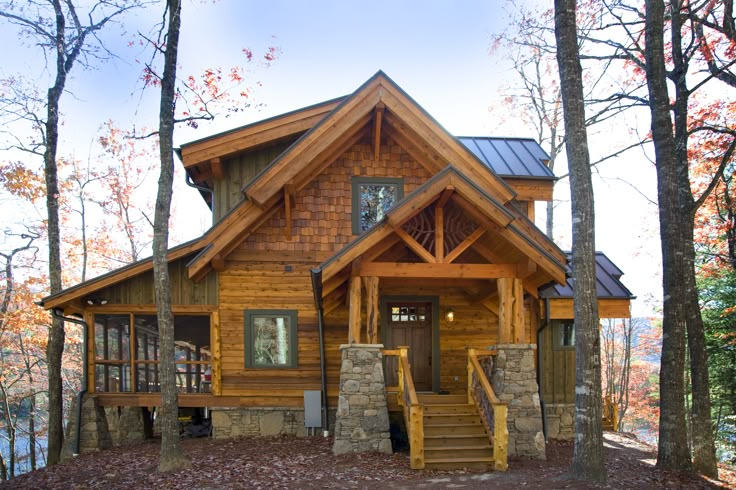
[94,314,131,392]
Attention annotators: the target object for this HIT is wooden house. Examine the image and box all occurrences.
[42,72,633,470]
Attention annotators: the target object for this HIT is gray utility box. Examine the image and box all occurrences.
[304,390,322,428]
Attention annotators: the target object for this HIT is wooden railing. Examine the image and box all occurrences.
[603,395,619,431]
[382,346,424,469]
[467,348,508,471]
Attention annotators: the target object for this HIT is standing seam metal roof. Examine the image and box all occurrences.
[457,136,555,180]
[539,251,635,299]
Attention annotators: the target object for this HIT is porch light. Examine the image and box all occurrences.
[446,308,455,322]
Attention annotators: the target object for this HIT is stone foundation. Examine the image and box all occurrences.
[105,407,151,446]
[210,407,312,438]
[488,344,546,459]
[332,344,392,455]
[544,403,575,440]
[61,395,112,460]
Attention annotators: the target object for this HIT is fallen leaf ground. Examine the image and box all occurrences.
[4,432,734,489]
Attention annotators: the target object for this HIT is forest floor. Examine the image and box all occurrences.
[5,432,735,489]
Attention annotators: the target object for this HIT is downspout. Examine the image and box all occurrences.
[185,173,215,218]
[537,298,551,441]
[310,268,329,437]
[51,308,88,456]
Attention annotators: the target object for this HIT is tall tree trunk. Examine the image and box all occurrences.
[644,0,692,471]
[554,0,605,481]
[670,3,718,476]
[155,0,188,473]
[44,0,69,466]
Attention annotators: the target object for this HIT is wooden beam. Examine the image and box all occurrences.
[283,184,294,240]
[210,157,224,179]
[435,186,455,210]
[444,227,486,264]
[211,254,226,272]
[435,206,444,262]
[394,226,436,264]
[363,276,380,344]
[373,102,385,161]
[348,276,362,344]
[360,262,518,279]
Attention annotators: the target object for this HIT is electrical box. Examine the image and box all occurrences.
[304,390,321,428]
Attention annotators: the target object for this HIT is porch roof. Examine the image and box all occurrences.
[539,252,635,300]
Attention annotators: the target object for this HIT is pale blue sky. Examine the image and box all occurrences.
[1,0,661,316]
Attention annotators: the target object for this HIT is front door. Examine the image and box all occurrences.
[384,301,433,391]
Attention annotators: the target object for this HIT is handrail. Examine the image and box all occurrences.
[467,348,508,471]
[382,346,424,469]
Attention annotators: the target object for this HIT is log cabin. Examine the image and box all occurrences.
[42,71,634,470]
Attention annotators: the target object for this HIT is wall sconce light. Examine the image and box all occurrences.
[446,308,455,323]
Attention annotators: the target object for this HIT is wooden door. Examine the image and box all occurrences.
[385,301,433,391]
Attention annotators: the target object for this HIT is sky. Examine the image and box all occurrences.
[0,0,661,316]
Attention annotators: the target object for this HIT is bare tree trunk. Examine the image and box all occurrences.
[554,0,605,481]
[43,0,69,466]
[644,0,692,471]
[154,0,188,473]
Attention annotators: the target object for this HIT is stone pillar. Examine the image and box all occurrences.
[332,344,392,455]
[489,344,546,459]
[61,395,112,460]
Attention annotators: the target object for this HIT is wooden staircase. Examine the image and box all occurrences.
[419,394,494,470]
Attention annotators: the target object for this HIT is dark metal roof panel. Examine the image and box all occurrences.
[457,137,555,179]
[539,252,635,299]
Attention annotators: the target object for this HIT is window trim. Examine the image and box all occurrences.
[244,309,298,369]
[552,319,576,350]
[351,177,404,234]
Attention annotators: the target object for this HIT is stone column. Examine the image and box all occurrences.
[488,344,546,459]
[61,395,112,460]
[332,344,392,455]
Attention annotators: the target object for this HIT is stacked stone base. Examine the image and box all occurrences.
[61,396,112,460]
[544,403,575,440]
[211,408,325,438]
[332,344,392,455]
[489,344,546,460]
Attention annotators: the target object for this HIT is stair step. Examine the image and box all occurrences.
[424,423,488,436]
[425,414,481,425]
[425,447,493,460]
[423,404,476,415]
[424,434,491,446]
[418,394,467,405]
[424,456,494,471]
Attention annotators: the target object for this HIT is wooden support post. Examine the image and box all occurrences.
[409,404,425,469]
[363,276,379,344]
[373,102,385,161]
[493,403,509,471]
[348,276,362,344]
[211,311,222,395]
[435,206,444,262]
[467,348,477,405]
[497,277,524,344]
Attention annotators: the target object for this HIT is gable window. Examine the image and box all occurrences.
[352,177,404,234]
[553,320,575,350]
[245,310,298,368]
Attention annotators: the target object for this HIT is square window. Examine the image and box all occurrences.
[351,177,404,234]
[553,320,575,350]
[245,310,298,368]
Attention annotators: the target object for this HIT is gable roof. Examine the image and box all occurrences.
[539,252,635,300]
[458,137,555,180]
[242,71,517,209]
[40,237,207,311]
[186,71,530,280]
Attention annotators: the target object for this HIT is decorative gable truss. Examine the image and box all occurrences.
[316,166,567,345]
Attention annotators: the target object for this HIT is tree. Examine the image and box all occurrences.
[152,0,188,472]
[0,0,147,465]
[554,0,605,481]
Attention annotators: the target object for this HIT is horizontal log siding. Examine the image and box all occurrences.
[214,139,296,222]
[242,141,432,253]
[95,254,217,305]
